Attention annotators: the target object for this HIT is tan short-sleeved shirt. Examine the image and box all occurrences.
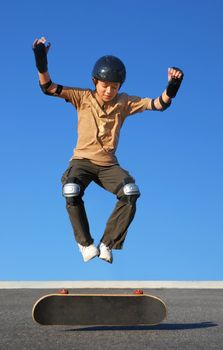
[66,88,151,166]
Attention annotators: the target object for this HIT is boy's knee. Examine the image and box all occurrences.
[118,181,141,204]
[62,177,84,206]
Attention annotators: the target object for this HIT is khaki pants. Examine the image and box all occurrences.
[61,159,140,249]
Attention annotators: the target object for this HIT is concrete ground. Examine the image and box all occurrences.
[0,287,222,349]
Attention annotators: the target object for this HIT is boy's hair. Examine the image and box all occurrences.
[92,55,126,85]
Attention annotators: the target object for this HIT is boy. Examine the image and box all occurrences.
[32,37,183,263]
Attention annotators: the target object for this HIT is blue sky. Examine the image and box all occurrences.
[1,0,222,280]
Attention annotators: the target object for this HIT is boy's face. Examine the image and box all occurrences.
[94,80,120,103]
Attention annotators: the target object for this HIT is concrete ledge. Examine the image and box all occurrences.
[0,281,223,289]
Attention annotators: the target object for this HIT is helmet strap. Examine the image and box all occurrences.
[92,78,98,87]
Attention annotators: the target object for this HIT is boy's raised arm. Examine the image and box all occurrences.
[149,67,184,111]
[32,37,70,100]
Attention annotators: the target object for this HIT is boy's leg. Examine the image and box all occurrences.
[61,159,96,246]
[97,165,140,250]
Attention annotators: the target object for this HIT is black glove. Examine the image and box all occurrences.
[32,42,48,73]
[166,67,184,98]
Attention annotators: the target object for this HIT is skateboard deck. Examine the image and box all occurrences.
[32,293,167,326]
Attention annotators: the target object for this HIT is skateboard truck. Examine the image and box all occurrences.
[133,289,144,295]
[59,289,69,294]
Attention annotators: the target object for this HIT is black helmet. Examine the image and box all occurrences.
[92,55,126,84]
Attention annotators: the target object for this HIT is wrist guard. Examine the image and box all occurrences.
[166,67,184,98]
[33,42,48,73]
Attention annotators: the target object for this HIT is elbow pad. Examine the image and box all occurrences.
[158,96,171,111]
[151,96,171,111]
[39,80,63,96]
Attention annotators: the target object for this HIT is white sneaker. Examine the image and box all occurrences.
[99,242,113,263]
[78,243,99,262]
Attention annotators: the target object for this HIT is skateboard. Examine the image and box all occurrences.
[32,292,167,326]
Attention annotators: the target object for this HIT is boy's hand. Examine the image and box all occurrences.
[168,67,183,82]
[32,37,51,53]
[166,67,184,98]
[32,37,51,73]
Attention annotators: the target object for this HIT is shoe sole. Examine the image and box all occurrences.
[99,254,113,264]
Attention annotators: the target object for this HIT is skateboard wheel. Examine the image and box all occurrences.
[133,289,143,295]
[59,288,69,294]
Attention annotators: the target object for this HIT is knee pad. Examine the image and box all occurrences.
[62,177,82,205]
[120,182,140,204]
